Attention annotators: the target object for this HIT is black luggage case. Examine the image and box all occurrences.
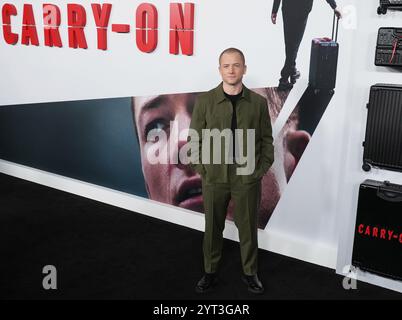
[375,27,402,67]
[378,0,402,15]
[352,180,402,281]
[308,15,339,91]
[362,84,402,172]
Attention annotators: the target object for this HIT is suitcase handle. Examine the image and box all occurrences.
[332,14,339,42]
[377,188,402,203]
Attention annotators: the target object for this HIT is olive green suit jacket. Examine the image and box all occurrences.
[188,83,274,184]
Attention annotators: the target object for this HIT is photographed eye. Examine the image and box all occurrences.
[144,118,169,141]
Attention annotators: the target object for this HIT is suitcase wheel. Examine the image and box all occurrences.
[377,6,387,15]
[362,163,371,172]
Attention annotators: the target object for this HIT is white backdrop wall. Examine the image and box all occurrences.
[335,0,402,293]
[1,0,343,104]
[1,0,401,292]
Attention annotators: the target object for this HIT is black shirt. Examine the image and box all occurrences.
[224,91,243,162]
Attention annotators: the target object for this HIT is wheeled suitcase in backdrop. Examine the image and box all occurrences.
[377,0,402,15]
[308,14,339,91]
[352,180,402,280]
[362,84,402,172]
[375,27,402,67]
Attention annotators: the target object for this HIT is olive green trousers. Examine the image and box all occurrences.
[202,164,261,276]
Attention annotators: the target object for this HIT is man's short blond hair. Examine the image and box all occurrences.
[219,48,245,65]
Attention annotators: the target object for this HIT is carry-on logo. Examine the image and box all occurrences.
[356,224,402,244]
[1,2,195,55]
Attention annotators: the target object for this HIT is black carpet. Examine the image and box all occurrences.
[0,173,401,300]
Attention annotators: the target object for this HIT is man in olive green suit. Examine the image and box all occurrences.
[188,48,274,294]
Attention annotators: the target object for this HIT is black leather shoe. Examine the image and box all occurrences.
[290,70,301,84]
[242,274,264,294]
[195,273,218,293]
[278,78,293,91]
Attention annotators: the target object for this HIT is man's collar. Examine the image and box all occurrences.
[214,82,251,103]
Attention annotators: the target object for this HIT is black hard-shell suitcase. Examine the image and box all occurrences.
[375,27,402,67]
[362,84,402,172]
[308,15,339,91]
[352,180,402,280]
[377,0,402,15]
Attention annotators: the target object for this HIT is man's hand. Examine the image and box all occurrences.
[334,8,342,19]
[271,13,277,24]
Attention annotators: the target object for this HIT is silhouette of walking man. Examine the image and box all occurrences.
[271,0,342,91]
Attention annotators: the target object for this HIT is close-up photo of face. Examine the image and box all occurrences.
[132,93,204,214]
[132,88,311,229]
